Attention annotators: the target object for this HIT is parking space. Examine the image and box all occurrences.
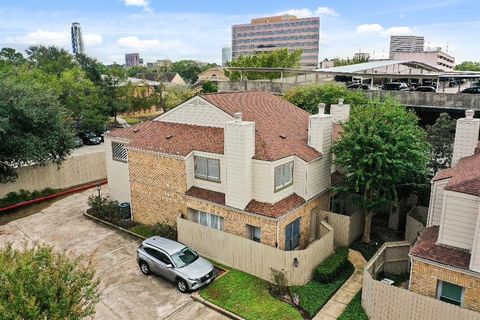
[0,187,226,320]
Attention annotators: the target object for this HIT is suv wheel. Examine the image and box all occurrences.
[139,261,150,275]
[176,278,189,293]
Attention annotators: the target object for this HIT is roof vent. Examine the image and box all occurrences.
[466,110,475,119]
[279,134,287,139]
[166,134,174,140]
[233,112,243,122]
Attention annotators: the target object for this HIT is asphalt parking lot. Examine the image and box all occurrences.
[0,187,226,320]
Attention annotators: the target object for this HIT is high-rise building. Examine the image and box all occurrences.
[71,22,84,55]
[222,46,231,66]
[389,35,424,57]
[125,53,140,67]
[232,15,320,68]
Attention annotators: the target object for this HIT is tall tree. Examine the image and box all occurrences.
[0,77,75,183]
[0,243,100,319]
[227,48,302,80]
[26,45,75,77]
[331,98,429,242]
[59,67,106,132]
[426,113,456,176]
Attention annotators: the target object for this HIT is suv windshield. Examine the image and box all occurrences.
[171,247,199,268]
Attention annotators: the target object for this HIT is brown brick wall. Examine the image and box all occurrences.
[129,150,188,225]
[410,259,480,312]
[278,191,331,250]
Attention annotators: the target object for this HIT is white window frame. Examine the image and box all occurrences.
[274,161,294,192]
[112,142,127,162]
[436,280,464,307]
[194,156,221,182]
[189,209,224,231]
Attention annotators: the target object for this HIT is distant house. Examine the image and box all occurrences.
[135,72,186,86]
[409,110,480,311]
[105,92,347,250]
[198,67,229,82]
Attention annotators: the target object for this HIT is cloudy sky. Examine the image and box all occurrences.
[0,0,478,64]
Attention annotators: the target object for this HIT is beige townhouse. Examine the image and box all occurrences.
[409,110,480,311]
[105,92,347,250]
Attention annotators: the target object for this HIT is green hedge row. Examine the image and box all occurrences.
[314,246,349,283]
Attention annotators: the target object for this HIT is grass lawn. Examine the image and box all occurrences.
[200,269,302,320]
[289,262,355,318]
[338,291,368,320]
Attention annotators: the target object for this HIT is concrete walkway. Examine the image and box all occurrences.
[313,250,367,320]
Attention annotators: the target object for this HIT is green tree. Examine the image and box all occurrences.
[426,113,456,176]
[227,49,302,80]
[454,61,480,71]
[0,78,75,182]
[0,243,100,319]
[202,80,218,93]
[284,83,370,114]
[331,98,429,242]
[59,67,107,132]
[26,45,75,76]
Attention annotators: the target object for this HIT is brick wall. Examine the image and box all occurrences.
[129,150,188,225]
[410,259,480,312]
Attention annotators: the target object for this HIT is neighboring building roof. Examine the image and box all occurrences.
[410,226,471,271]
[433,152,480,197]
[107,121,224,156]
[201,92,321,162]
[185,186,306,218]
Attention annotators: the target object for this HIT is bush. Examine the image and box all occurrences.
[130,223,177,240]
[87,194,119,221]
[314,246,349,283]
[0,243,100,319]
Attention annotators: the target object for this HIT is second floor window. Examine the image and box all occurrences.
[274,162,294,191]
[194,156,220,182]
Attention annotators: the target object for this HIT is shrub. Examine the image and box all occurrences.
[87,194,119,221]
[314,246,349,283]
[0,243,100,319]
[269,268,289,296]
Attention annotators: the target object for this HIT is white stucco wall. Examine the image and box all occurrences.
[105,137,131,204]
[438,190,480,250]
[155,96,233,128]
[427,178,449,227]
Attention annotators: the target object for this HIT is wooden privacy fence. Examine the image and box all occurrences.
[326,210,365,246]
[177,217,334,285]
[362,242,480,320]
[1,148,106,197]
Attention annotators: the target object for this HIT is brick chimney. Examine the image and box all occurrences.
[308,109,333,154]
[224,113,255,209]
[330,98,350,123]
[452,110,480,165]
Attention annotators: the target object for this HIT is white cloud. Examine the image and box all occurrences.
[356,24,384,33]
[315,7,338,17]
[6,29,102,47]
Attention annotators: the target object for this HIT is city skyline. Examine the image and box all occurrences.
[0,0,478,64]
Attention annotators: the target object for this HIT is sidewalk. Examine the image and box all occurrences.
[313,250,367,320]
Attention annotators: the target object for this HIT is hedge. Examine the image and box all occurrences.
[314,246,349,283]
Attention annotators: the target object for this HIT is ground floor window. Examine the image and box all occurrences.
[246,225,261,242]
[285,218,300,251]
[437,280,464,306]
[188,209,224,231]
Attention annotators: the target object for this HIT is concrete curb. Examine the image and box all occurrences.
[191,291,244,320]
[83,211,147,240]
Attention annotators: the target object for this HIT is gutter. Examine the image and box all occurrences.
[0,179,108,213]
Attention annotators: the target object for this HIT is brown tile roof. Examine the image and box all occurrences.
[410,226,471,271]
[245,193,306,218]
[185,186,306,218]
[185,187,225,205]
[201,92,321,162]
[107,121,224,156]
[443,152,480,197]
